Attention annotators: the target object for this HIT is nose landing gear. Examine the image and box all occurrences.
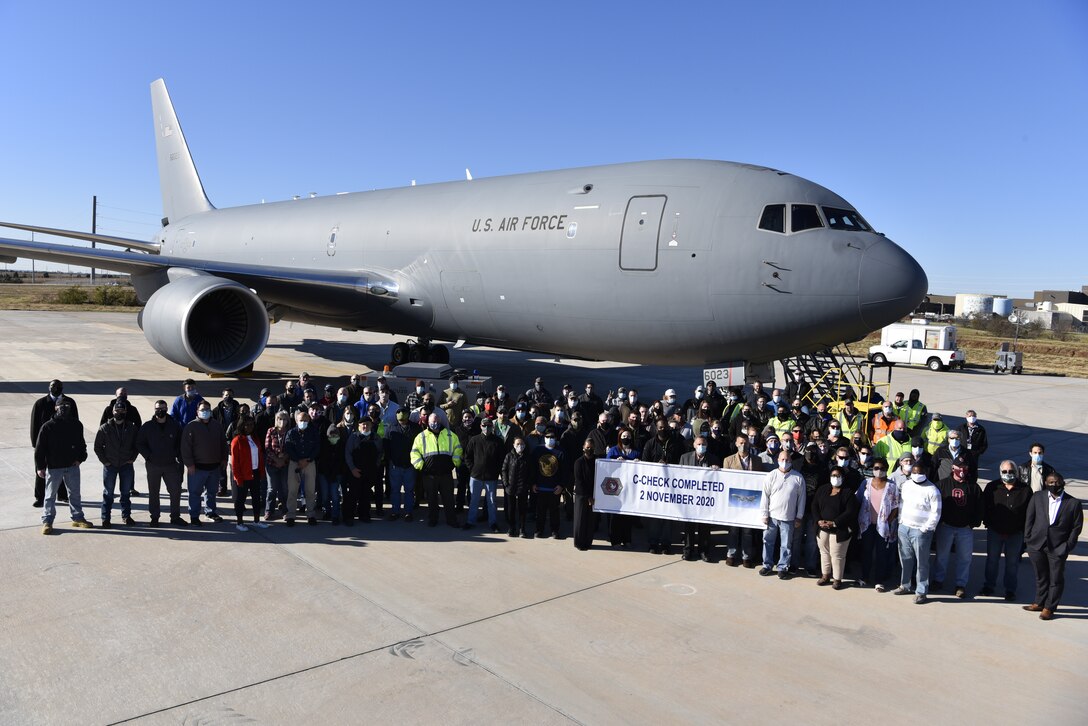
[390,339,450,366]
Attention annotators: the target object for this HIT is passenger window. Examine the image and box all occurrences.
[759,204,785,233]
[822,206,871,231]
[791,204,823,232]
[892,340,906,349]
[912,340,923,349]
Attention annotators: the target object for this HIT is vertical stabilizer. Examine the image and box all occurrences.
[150,79,214,224]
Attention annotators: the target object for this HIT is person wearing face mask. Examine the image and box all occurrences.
[524,376,553,415]
[452,411,478,513]
[402,380,425,412]
[835,399,863,442]
[384,409,422,521]
[283,411,321,526]
[856,459,899,591]
[463,418,506,532]
[170,378,204,427]
[933,430,969,484]
[375,376,398,404]
[678,437,722,562]
[31,379,78,507]
[1017,442,1060,493]
[893,463,942,604]
[318,384,336,411]
[890,454,915,488]
[698,381,723,419]
[907,436,933,480]
[641,418,683,554]
[344,415,383,525]
[811,466,860,588]
[870,403,901,446]
[981,460,1032,600]
[956,410,988,480]
[572,442,600,551]
[618,388,641,423]
[873,428,911,477]
[501,437,534,537]
[213,388,240,496]
[228,417,270,532]
[137,400,185,527]
[263,411,292,521]
[921,412,948,455]
[99,387,142,427]
[932,463,983,597]
[575,382,604,420]
[786,373,811,413]
[316,424,346,524]
[659,388,680,419]
[758,433,782,469]
[411,413,463,528]
[439,376,468,424]
[796,443,830,576]
[899,389,929,437]
[35,400,92,534]
[280,380,302,411]
[1023,474,1083,620]
[605,428,641,548]
[531,427,567,539]
[586,413,616,457]
[181,401,228,525]
[94,402,140,527]
[759,451,807,578]
[803,399,832,441]
[770,406,797,441]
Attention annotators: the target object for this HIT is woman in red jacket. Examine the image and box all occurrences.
[231,417,269,532]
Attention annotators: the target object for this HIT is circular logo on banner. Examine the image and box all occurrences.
[601,477,622,495]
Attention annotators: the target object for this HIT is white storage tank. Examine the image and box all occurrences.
[993,297,1013,316]
[955,293,994,318]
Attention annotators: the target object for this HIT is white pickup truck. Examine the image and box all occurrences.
[868,323,966,372]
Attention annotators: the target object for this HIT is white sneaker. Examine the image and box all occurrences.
[235,523,249,532]
[254,521,270,529]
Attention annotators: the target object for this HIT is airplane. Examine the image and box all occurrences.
[0,79,928,376]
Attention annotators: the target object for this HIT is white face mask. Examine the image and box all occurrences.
[966,416,977,425]
[695,445,707,456]
[514,444,525,454]
[197,410,211,421]
[830,476,843,487]
[836,457,848,466]
[911,446,923,457]
[337,395,347,405]
[297,421,309,431]
[910,473,926,483]
[779,460,792,472]
[901,462,913,473]
[949,439,961,449]
[695,391,704,400]
[545,437,556,448]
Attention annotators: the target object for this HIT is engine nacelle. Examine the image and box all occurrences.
[139,274,270,374]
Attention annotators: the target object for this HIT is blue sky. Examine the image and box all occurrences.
[1,1,1085,298]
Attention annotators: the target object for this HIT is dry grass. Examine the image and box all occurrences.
[849,327,1088,378]
[0,283,140,312]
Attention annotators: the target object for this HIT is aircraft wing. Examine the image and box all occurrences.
[0,235,399,303]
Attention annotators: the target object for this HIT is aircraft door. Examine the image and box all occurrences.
[619,195,666,271]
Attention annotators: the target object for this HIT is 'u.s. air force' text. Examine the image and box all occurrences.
[471,214,568,232]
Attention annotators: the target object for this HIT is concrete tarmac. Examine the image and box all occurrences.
[1,310,1084,725]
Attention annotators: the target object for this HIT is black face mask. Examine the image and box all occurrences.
[113,414,125,423]
[155,411,168,420]
[1045,483,1065,496]
[49,384,63,397]
[56,405,72,419]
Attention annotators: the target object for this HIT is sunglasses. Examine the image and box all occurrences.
[1000,469,1016,474]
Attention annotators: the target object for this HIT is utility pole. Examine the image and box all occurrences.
[90,195,97,284]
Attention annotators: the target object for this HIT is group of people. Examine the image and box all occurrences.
[31,371,1082,618]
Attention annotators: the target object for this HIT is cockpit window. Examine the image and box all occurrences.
[758,204,785,233]
[791,204,823,232]
[822,206,871,231]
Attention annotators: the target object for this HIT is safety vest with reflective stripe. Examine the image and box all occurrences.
[900,401,925,431]
[871,414,901,444]
[771,416,797,438]
[922,421,948,455]
[837,411,863,437]
[410,428,463,470]
[874,433,911,468]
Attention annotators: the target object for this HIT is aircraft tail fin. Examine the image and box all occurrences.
[150,79,214,225]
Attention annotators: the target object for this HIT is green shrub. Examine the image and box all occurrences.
[55,286,88,304]
[90,286,140,306]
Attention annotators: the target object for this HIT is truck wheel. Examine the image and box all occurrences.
[992,365,999,373]
[927,357,943,372]
[871,353,887,365]
[1014,366,1023,374]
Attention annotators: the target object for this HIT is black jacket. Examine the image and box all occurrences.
[641,433,684,464]
[586,426,616,457]
[94,420,139,467]
[31,394,78,445]
[464,433,506,480]
[136,417,183,466]
[981,478,1031,535]
[1016,460,1060,492]
[1024,490,1083,557]
[345,432,383,479]
[34,416,87,470]
[385,420,421,468]
[811,485,861,541]
[573,454,597,497]
[501,450,534,492]
[99,399,142,427]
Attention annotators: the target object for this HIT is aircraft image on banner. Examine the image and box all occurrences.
[0,80,928,374]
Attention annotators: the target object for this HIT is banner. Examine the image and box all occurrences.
[592,459,767,528]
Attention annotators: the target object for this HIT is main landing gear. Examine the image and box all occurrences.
[390,339,450,366]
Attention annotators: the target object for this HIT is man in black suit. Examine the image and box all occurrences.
[1023,473,1083,620]
[30,379,76,506]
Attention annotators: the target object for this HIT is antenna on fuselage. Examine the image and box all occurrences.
[466,168,473,181]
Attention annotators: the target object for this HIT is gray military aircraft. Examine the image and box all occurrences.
[0,79,927,375]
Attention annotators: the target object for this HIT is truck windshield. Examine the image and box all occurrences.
[822,206,871,231]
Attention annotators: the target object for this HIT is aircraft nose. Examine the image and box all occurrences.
[858,237,928,329]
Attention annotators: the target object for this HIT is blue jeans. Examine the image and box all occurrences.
[42,466,85,524]
[101,463,135,520]
[318,473,342,519]
[468,478,498,525]
[933,522,974,587]
[388,465,416,515]
[266,465,288,515]
[984,529,1024,593]
[762,519,794,571]
[898,525,935,595]
[187,467,219,518]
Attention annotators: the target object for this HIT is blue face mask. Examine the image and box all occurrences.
[197,409,211,421]
[1031,453,1043,464]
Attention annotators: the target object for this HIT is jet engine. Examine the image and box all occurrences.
[138,274,270,374]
